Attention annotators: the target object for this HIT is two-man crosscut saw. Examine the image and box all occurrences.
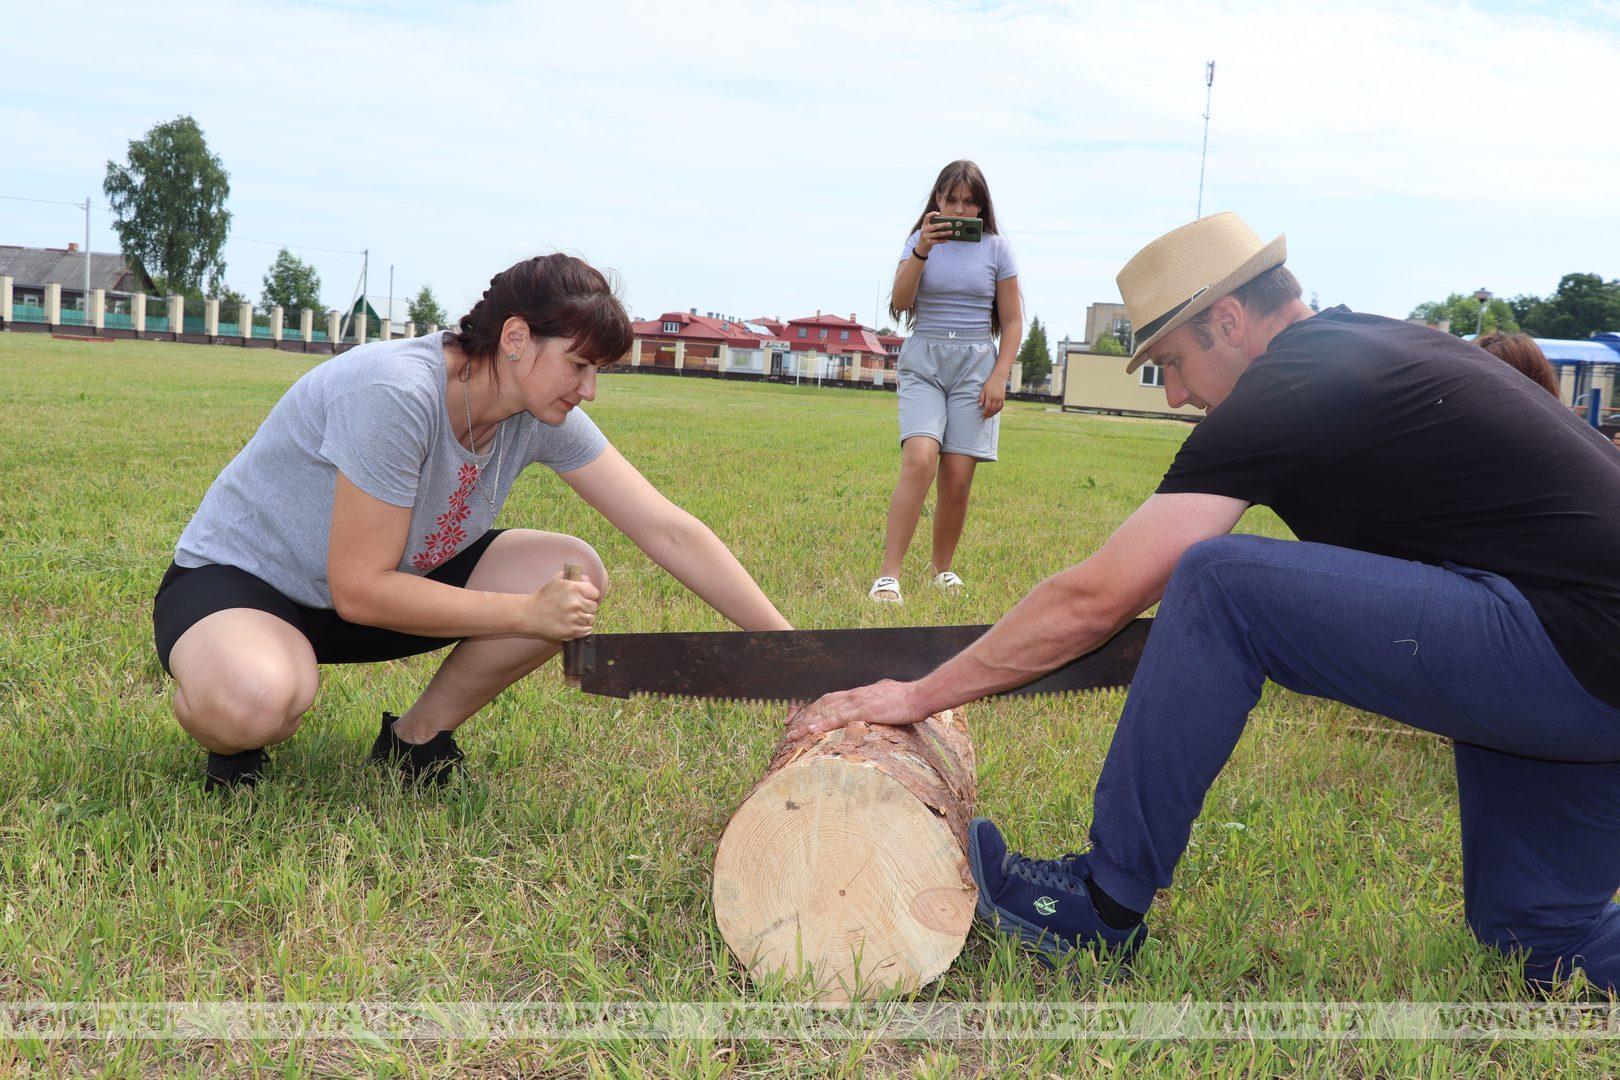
[561,619,1152,703]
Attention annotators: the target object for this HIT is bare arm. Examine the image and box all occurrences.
[562,445,792,631]
[786,492,1250,737]
[892,253,926,314]
[890,213,954,313]
[327,473,597,639]
[979,276,1023,417]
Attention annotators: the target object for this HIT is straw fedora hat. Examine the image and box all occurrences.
[1115,212,1287,373]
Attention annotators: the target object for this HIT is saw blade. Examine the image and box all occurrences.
[562,619,1151,702]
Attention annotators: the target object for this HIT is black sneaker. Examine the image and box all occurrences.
[966,817,1147,967]
[368,712,464,786]
[204,748,268,793]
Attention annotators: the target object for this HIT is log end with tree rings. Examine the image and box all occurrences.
[712,710,978,1002]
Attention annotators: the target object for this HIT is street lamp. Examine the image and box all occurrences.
[1473,288,1492,337]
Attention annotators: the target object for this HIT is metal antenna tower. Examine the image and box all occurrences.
[1196,60,1216,218]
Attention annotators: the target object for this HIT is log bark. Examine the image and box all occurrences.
[712,710,978,1002]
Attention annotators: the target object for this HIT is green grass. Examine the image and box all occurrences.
[1,334,1616,1076]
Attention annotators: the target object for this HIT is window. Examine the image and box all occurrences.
[818,329,827,339]
[840,329,849,341]
[662,321,679,334]
[1139,363,1165,388]
[797,327,808,338]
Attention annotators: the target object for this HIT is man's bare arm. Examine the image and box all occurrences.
[786,492,1250,738]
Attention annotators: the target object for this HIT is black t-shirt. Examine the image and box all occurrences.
[1158,306,1620,709]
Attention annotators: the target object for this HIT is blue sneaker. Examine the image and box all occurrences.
[966,816,1146,965]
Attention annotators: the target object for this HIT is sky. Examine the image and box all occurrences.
[6,0,1619,345]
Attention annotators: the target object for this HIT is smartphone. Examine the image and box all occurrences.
[936,216,983,243]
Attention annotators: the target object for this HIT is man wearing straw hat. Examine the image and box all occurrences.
[789,212,1620,989]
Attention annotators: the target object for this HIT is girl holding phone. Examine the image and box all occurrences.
[870,160,1022,602]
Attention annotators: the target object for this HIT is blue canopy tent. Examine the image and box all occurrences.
[1535,333,1620,429]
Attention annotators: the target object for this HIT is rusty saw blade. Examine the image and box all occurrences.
[561,618,1151,702]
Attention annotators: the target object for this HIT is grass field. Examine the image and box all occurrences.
[1,334,1615,1076]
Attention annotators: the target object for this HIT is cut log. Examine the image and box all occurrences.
[712,710,978,1002]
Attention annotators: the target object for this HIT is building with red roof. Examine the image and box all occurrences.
[628,308,783,370]
[625,307,904,382]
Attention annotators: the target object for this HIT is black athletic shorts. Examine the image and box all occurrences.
[152,530,505,675]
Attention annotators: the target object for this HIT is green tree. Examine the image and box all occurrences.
[1016,315,1052,387]
[1092,331,1127,356]
[258,248,322,315]
[1513,273,1620,340]
[1407,293,1519,337]
[408,285,449,329]
[102,116,231,294]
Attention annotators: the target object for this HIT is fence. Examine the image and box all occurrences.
[0,282,431,358]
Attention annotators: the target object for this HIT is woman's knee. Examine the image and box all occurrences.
[899,440,939,481]
[480,530,608,597]
[567,536,608,597]
[178,658,313,748]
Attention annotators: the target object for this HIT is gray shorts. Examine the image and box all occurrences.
[896,330,1000,461]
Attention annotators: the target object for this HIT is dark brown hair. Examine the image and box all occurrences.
[1476,331,1559,397]
[890,160,1007,335]
[452,254,632,375]
[1185,265,1304,347]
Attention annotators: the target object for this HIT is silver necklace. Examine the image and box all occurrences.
[461,367,504,513]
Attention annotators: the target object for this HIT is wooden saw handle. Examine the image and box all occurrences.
[563,563,586,689]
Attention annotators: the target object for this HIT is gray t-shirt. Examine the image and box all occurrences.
[899,230,1019,334]
[174,331,607,608]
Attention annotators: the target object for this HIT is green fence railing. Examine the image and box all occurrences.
[252,325,273,339]
[10,304,47,323]
[147,315,169,332]
[105,312,133,330]
[183,317,205,334]
[59,309,87,326]
[217,322,239,336]
[311,329,329,342]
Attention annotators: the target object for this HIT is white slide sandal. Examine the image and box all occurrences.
[868,576,902,603]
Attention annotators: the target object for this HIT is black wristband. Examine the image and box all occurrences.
[913,248,928,261]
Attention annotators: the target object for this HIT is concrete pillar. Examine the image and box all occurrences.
[238,301,253,341]
[0,276,11,323]
[168,294,184,336]
[299,308,313,342]
[132,292,146,333]
[425,323,438,334]
[718,343,731,371]
[1009,363,1023,393]
[326,310,341,345]
[89,289,105,330]
[404,320,415,339]
[204,298,219,337]
[271,305,284,341]
[674,340,686,371]
[630,339,642,367]
[45,283,61,326]
[379,313,392,341]
[356,311,368,345]
[845,352,860,382]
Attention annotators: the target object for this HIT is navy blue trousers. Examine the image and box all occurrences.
[1087,535,1620,989]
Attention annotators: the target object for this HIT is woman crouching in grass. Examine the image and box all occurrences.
[154,254,791,791]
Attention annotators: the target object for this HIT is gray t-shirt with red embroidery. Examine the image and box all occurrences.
[173,330,607,608]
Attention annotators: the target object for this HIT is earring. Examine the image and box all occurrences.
[507,352,518,362]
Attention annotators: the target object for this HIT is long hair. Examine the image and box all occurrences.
[451,254,632,380]
[1476,331,1560,398]
[889,160,1005,335]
